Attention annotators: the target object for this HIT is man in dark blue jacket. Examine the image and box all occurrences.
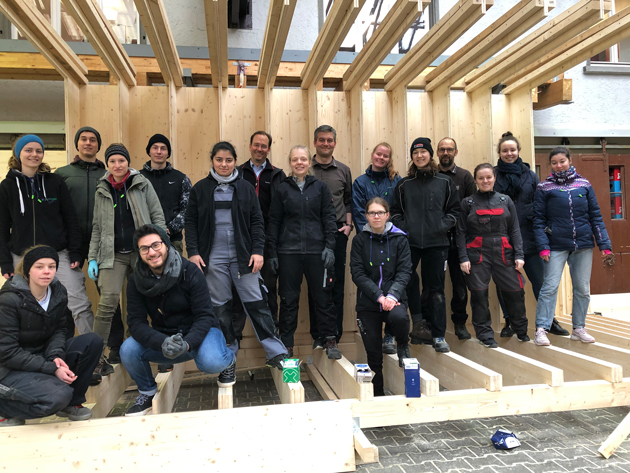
[121,225,234,417]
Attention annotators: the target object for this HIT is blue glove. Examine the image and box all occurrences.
[88,260,99,281]
[321,248,335,270]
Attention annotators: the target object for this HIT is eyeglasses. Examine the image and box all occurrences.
[139,241,164,255]
[366,211,388,217]
[438,148,455,153]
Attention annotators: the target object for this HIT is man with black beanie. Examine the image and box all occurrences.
[139,134,191,255]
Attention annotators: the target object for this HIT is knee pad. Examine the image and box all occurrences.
[214,302,237,345]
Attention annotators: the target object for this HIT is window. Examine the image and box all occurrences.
[610,166,625,220]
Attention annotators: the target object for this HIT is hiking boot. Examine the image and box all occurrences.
[93,359,114,382]
[265,353,288,369]
[500,323,514,338]
[90,370,102,386]
[57,404,92,421]
[157,364,174,373]
[517,334,531,342]
[0,417,25,426]
[107,347,121,364]
[571,327,595,343]
[409,320,433,345]
[454,324,472,340]
[397,344,410,368]
[217,361,236,387]
[382,334,396,354]
[534,328,550,346]
[312,338,324,350]
[550,318,570,336]
[479,338,498,348]
[432,337,450,353]
[325,339,342,360]
[286,346,294,358]
[125,394,154,417]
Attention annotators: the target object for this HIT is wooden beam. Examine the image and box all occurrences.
[204,0,228,88]
[464,0,611,93]
[384,0,493,91]
[342,0,429,91]
[533,78,572,110]
[502,7,630,94]
[312,350,374,401]
[85,364,132,419]
[270,366,305,404]
[306,363,338,400]
[353,428,379,464]
[424,0,553,92]
[301,0,366,89]
[382,353,440,396]
[599,411,630,459]
[134,0,183,87]
[151,362,185,415]
[218,386,233,409]
[257,0,297,89]
[61,0,136,86]
[0,0,88,84]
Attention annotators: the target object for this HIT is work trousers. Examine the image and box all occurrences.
[497,252,543,319]
[446,246,470,325]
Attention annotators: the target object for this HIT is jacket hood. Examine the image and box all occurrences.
[142,161,173,173]
[0,274,62,303]
[72,156,106,169]
[362,221,407,237]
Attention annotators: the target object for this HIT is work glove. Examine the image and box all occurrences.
[161,334,188,359]
[321,248,335,270]
[88,260,99,281]
[269,257,279,275]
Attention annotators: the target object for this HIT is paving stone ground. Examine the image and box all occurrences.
[109,368,630,473]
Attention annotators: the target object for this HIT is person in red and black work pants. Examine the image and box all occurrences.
[457,163,529,348]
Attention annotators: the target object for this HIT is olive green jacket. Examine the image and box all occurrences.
[88,169,166,269]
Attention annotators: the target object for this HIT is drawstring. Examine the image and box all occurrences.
[41,174,47,200]
[386,232,390,262]
[15,176,25,215]
[369,235,373,266]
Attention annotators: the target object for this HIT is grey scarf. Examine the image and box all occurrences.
[133,247,182,298]
[210,167,239,185]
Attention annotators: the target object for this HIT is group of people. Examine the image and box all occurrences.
[0,125,612,425]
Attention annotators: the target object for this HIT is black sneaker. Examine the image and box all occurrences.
[549,318,570,336]
[125,394,154,417]
[382,334,396,354]
[158,364,174,373]
[500,323,514,338]
[107,347,121,364]
[432,337,451,353]
[57,404,92,421]
[479,338,498,348]
[0,417,25,426]
[265,353,288,369]
[397,344,410,368]
[90,370,102,386]
[312,338,324,350]
[410,320,433,345]
[454,324,472,340]
[325,339,342,360]
[93,359,114,382]
[517,334,531,342]
[217,362,236,387]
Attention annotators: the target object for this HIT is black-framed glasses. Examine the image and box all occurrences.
[366,211,387,217]
[139,241,164,255]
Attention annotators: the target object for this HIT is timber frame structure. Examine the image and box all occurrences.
[2,0,630,471]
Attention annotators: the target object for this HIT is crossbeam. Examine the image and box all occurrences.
[270,366,305,404]
[204,0,228,87]
[257,0,297,88]
[533,78,572,110]
[312,350,374,401]
[151,362,185,415]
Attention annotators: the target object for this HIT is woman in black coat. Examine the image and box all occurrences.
[0,246,101,426]
[350,197,411,396]
[267,145,340,360]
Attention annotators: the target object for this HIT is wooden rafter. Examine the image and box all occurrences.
[0,0,88,84]
[502,7,630,94]
[134,0,183,87]
[203,0,228,88]
[424,0,553,93]
[464,0,611,94]
[301,0,367,90]
[61,0,136,86]
[342,0,430,91]
[258,0,297,89]
[384,0,493,92]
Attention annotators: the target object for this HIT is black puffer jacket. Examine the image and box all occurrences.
[390,170,460,249]
[266,175,337,257]
[350,223,412,312]
[127,258,220,352]
[0,275,67,381]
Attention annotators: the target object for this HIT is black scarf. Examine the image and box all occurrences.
[497,157,524,199]
[133,247,182,298]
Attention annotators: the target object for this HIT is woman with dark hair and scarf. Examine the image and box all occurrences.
[494,132,568,337]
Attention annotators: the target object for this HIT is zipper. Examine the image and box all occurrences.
[32,191,36,246]
[86,166,90,228]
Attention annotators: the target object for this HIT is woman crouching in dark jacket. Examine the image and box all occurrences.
[267,145,340,360]
[351,197,411,396]
[0,246,101,426]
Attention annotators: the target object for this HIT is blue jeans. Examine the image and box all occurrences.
[120,328,235,395]
[535,248,593,330]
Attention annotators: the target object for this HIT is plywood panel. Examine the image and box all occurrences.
[128,86,170,171]
[268,88,310,168]
[431,83,451,143]
[449,90,475,169]
[222,88,265,159]
[78,84,120,160]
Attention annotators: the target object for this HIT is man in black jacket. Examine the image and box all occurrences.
[121,225,235,417]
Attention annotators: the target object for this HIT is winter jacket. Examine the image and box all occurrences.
[494,161,539,255]
[0,275,68,381]
[238,159,286,228]
[88,169,166,269]
[389,170,460,250]
[126,257,220,352]
[351,166,401,230]
[139,161,192,242]
[350,222,412,312]
[55,156,107,261]
[185,173,265,275]
[0,170,82,275]
[267,175,337,257]
[456,190,524,263]
[533,170,611,253]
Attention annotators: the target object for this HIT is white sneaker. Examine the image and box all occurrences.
[534,328,550,346]
[571,327,595,343]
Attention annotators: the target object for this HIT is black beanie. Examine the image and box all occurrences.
[133,224,171,254]
[23,246,59,276]
[410,137,433,158]
[74,126,102,151]
[105,144,131,165]
[146,134,171,159]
